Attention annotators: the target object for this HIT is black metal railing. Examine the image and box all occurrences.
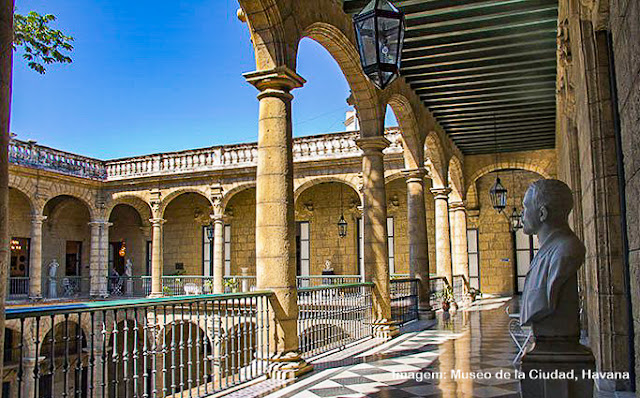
[297,283,374,358]
[4,291,272,398]
[7,277,30,299]
[107,276,151,298]
[429,276,448,311]
[45,276,91,299]
[390,278,419,325]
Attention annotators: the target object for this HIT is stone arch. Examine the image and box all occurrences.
[159,188,213,218]
[43,194,93,223]
[220,183,256,213]
[465,162,550,209]
[106,195,152,226]
[300,22,383,136]
[384,171,406,185]
[448,156,465,203]
[425,132,447,188]
[8,175,37,212]
[8,186,35,215]
[237,0,290,70]
[387,94,423,170]
[41,187,98,221]
[294,176,362,204]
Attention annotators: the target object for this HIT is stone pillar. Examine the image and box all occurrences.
[244,67,311,378]
[28,214,46,300]
[431,187,453,284]
[356,136,398,338]
[449,201,469,283]
[89,220,110,297]
[404,169,434,320]
[212,214,224,294]
[22,356,38,398]
[149,218,165,297]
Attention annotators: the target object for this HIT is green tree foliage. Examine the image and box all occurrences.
[13,11,74,74]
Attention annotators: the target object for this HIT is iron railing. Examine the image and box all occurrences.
[297,283,374,358]
[390,278,419,325]
[107,276,151,298]
[5,291,273,398]
[160,276,215,296]
[296,275,361,288]
[7,277,30,299]
[45,276,91,299]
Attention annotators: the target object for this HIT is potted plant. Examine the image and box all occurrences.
[162,285,172,296]
[224,278,239,293]
[439,285,454,312]
[203,279,213,294]
[468,286,481,302]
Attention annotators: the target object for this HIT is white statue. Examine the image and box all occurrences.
[48,259,59,298]
[323,259,333,272]
[520,179,586,339]
[125,259,133,294]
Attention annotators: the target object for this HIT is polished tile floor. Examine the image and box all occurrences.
[229,297,634,398]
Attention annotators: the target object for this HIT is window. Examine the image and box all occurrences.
[145,241,152,276]
[66,241,82,276]
[296,222,310,277]
[387,217,395,274]
[224,224,231,276]
[202,226,212,277]
[467,229,480,289]
[9,237,30,277]
[108,242,125,275]
[514,229,540,293]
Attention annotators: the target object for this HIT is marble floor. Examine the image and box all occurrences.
[227,297,634,398]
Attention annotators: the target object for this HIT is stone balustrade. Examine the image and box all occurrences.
[9,129,403,181]
[9,138,106,180]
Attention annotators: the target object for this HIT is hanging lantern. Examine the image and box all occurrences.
[509,207,523,231]
[489,177,508,213]
[353,0,405,90]
[338,214,348,238]
[119,240,127,257]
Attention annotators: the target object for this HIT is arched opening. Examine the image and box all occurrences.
[42,196,92,298]
[294,182,361,277]
[108,204,147,296]
[162,193,213,278]
[467,169,544,295]
[8,188,33,297]
[39,320,89,398]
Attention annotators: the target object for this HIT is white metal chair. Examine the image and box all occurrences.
[506,306,533,363]
[183,283,202,295]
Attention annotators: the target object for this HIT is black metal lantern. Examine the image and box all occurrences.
[509,207,523,231]
[353,0,405,90]
[489,177,508,213]
[338,214,348,238]
[206,222,214,241]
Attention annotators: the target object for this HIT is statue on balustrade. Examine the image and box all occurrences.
[519,179,594,398]
[48,259,59,298]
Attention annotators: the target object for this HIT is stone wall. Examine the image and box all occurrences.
[8,188,31,240]
[162,193,212,276]
[611,0,640,387]
[227,188,256,275]
[471,170,542,295]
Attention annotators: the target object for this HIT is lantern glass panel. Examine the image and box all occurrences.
[355,18,377,67]
[489,177,507,212]
[377,16,401,65]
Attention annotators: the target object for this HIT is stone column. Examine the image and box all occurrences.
[28,214,46,300]
[149,218,165,297]
[89,220,110,297]
[244,67,311,378]
[212,214,224,294]
[449,201,469,282]
[356,136,398,338]
[404,169,434,320]
[431,187,453,284]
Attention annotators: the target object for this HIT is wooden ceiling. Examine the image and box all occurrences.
[343,0,558,154]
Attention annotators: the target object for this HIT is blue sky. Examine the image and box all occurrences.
[11,0,397,159]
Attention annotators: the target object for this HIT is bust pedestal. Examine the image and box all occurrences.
[519,337,595,398]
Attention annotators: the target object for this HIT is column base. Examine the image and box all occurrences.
[372,319,400,339]
[519,338,595,398]
[418,307,436,320]
[90,292,110,299]
[267,352,313,380]
[28,295,43,302]
[148,292,164,298]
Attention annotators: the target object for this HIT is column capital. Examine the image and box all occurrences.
[402,167,429,182]
[356,136,390,154]
[430,187,452,200]
[88,220,112,227]
[244,66,306,98]
[31,214,47,224]
[449,201,466,212]
[210,213,225,224]
[149,218,166,227]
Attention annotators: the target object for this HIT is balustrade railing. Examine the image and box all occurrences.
[5,291,273,398]
[223,276,256,293]
[45,276,91,299]
[296,275,361,289]
[390,278,419,325]
[9,139,106,180]
[452,274,468,303]
[297,283,374,358]
[7,277,30,299]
